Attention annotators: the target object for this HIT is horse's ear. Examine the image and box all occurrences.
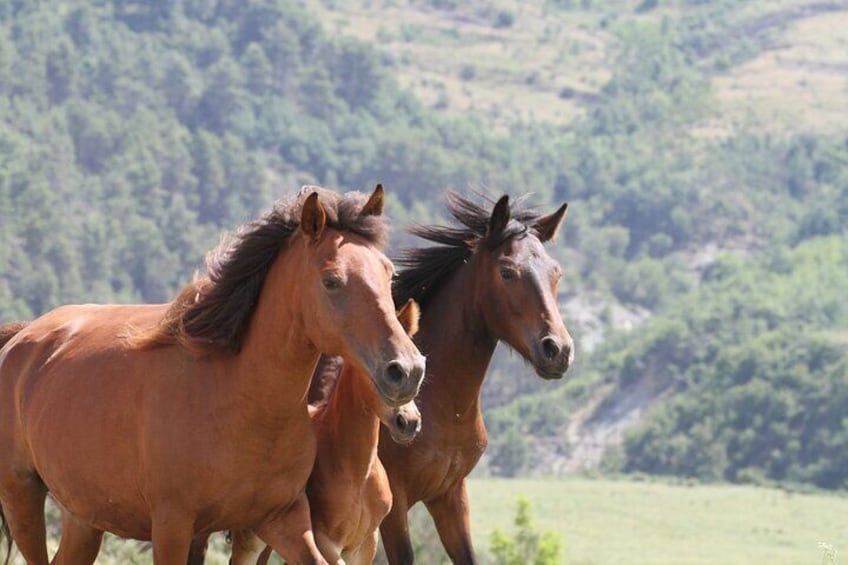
[534,202,568,242]
[360,183,385,217]
[301,192,326,243]
[396,299,420,338]
[488,195,510,236]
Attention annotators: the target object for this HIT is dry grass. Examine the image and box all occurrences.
[304,0,614,131]
[713,8,848,135]
[304,0,848,136]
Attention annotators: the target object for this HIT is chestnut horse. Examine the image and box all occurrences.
[378,193,573,564]
[223,299,423,565]
[0,186,425,565]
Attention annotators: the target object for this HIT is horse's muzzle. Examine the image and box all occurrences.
[374,354,426,406]
[532,335,573,379]
[387,405,422,444]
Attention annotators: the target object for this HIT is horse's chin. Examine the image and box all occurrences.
[388,428,419,445]
[530,350,571,380]
[534,366,566,380]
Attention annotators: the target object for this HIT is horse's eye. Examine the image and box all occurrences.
[322,276,342,291]
[500,268,518,281]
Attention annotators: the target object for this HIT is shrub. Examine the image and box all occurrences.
[459,64,476,81]
[490,497,564,564]
[494,10,515,29]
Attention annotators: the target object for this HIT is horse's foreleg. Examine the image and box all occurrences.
[255,492,327,565]
[150,509,194,565]
[378,494,414,565]
[255,546,272,565]
[186,533,208,565]
[0,472,49,565]
[423,480,476,565]
[314,529,344,565]
[229,529,268,565]
[343,530,377,565]
[51,511,103,565]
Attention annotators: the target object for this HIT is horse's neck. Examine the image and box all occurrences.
[233,251,320,419]
[316,366,380,478]
[417,267,497,421]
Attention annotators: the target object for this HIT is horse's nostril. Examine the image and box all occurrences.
[386,361,406,384]
[395,414,408,431]
[541,337,560,361]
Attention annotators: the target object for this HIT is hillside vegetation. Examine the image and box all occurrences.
[0,0,847,494]
[487,236,848,488]
[0,0,565,318]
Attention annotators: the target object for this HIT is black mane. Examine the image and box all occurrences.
[393,191,540,308]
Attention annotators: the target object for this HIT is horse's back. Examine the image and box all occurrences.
[0,303,167,399]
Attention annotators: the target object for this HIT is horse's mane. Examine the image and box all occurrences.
[132,188,389,354]
[0,321,28,350]
[307,355,345,414]
[393,191,540,308]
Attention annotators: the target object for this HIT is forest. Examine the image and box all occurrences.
[1,0,847,497]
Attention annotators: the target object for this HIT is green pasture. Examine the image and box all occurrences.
[462,477,847,564]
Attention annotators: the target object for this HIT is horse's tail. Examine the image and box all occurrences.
[0,321,27,350]
[0,322,28,564]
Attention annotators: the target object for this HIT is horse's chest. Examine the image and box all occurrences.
[417,438,485,496]
[434,421,487,468]
[193,427,318,530]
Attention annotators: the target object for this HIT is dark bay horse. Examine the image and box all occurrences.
[379,193,573,564]
[226,299,423,565]
[0,186,425,565]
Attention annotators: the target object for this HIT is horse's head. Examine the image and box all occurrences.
[296,186,425,406]
[376,299,422,444]
[472,196,573,379]
[380,399,421,445]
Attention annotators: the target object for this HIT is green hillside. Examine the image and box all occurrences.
[487,235,848,487]
[0,0,567,318]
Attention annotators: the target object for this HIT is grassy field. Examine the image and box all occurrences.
[459,477,847,564]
